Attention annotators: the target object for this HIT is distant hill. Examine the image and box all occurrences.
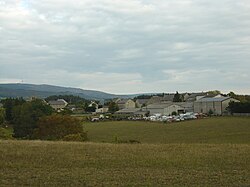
[0,83,138,100]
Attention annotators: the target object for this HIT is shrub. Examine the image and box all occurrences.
[113,136,140,144]
[0,108,5,125]
[12,99,53,138]
[208,109,214,116]
[172,111,177,116]
[63,133,88,142]
[33,115,87,141]
[0,127,14,140]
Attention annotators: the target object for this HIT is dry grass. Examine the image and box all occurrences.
[0,117,249,186]
[0,140,249,186]
[84,117,250,144]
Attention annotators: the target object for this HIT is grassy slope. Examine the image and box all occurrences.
[84,117,250,144]
[0,117,250,186]
[0,141,249,186]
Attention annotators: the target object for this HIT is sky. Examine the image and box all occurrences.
[0,0,250,94]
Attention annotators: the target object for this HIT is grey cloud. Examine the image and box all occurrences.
[0,0,250,93]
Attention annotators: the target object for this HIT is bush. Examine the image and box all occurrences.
[33,115,87,141]
[12,99,53,138]
[0,127,14,140]
[113,136,140,144]
[63,133,88,142]
[0,108,5,125]
[172,111,177,116]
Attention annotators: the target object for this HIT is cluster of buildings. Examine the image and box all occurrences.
[45,92,239,116]
[114,93,239,116]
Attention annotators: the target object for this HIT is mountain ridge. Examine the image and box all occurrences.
[0,83,140,100]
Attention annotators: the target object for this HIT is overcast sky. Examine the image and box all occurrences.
[0,0,250,94]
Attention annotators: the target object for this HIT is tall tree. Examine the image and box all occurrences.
[1,98,26,122]
[173,91,182,102]
[108,102,119,113]
[12,99,53,138]
[0,108,5,125]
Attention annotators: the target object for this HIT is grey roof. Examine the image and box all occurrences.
[162,94,175,101]
[116,99,130,104]
[195,97,231,102]
[145,102,183,109]
[116,108,140,114]
[136,99,149,105]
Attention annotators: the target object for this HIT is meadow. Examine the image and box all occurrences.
[84,117,250,144]
[0,117,250,186]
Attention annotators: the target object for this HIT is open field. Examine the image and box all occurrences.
[84,117,250,144]
[0,117,250,186]
[0,141,249,186]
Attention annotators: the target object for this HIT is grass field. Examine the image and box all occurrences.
[0,117,250,186]
[84,117,250,144]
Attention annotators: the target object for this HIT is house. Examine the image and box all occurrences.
[147,96,162,105]
[161,94,175,102]
[135,99,149,108]
[194,96,239,115]
[175,102,194,113]
[146,94,175,105]
[89,101,99,109]
[142,103,185,116]
[96,106,109,113]
[184,92,207,102]
[48,99,68,111]
[116,99,136,109]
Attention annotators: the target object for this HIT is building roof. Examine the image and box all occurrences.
[116,99,132,104]
[136,99,149,105]
[185,92,207,101]
[115,108,140,114]
[162,94,175,101]
[0,103,3,108]
[195,97,231,102]
[145,102,183,109]
[147,96,162,104]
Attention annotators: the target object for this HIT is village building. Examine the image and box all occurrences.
[115,108,148,116]
[161,94,175,102]
[135,99,149,108]
[116,99,136,109]
[184,92,207,102]
[175,102,194,113]
[142,103,185,116]
[147,96,162,105]
[88,101,99,109]
[95,106,109,113]
[194,96,239,115]
[48,99,68,111]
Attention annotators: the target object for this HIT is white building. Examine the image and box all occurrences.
[142,103,185,116]
[194,96,239,115]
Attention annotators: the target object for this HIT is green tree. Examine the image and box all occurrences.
[12,99,53,138]
[33,114,87,141]
[207,90,221,95]
[173,91,182,102]
[208,109,214,116]
[0,108,5,125]
[227,102,250,114]
[108,102,119,113]
[1,98,25,122]
[0,127,14,140]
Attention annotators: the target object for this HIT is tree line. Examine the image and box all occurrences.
[0,98,87,141]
